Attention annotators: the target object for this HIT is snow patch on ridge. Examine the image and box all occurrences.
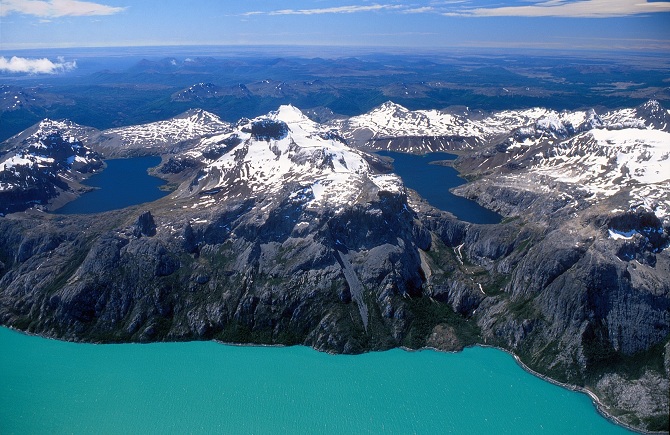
[525,128,670,218]
[609,229,637,240]
[103,109,230,148]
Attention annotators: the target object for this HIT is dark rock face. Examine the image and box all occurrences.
[159,157,199,174]
[0,189,432,356]
[635,100,670,131]
[132,211,157,237]
[200,135,243,160]
[245,120,289,141]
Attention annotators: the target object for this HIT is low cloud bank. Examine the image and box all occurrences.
[0,0,125,18]
[0,56,77,74]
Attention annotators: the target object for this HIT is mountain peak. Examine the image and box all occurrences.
[635,99,670,131]
[375,101,408,114]
[38,118,75,130]
[640,99,662,112]
[271,104,310,124]
[177,108,225,124]
[189,105,404,211]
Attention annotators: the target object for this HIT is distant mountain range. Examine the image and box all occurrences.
[3,52,669,143]
[0,99,668,432]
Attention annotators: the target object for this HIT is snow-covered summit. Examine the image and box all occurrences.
[99,109,230,155]
[484,123,670,219]
[3,118,97,148]
[601,100,670,132]
[269,104,312,124]
[0,120,103,210]
[336,102,601,150]
[1,118,99,169]
[186,105,403,211]
[336,99,667,152]
[336,101,483,144]
[532,128,670,189]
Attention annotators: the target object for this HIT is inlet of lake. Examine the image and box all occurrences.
[0,327,629,434]
[376,151,502,224]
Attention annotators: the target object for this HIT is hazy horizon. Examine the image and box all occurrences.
[1,0,669,53]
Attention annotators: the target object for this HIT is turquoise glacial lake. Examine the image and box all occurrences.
[377,151,502,224]
[54,156,167,214]
[0,328,629,434]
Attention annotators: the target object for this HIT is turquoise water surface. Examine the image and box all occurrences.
[0,328,629,434]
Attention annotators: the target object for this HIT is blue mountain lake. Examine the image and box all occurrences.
[0,327,629,434]
[54,152,501,224]
[377,151,502,224]
[54,156,167,214]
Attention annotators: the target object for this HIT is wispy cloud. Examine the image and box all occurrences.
[243,4,402,16]
[1,0,126,18]
[241,0,670,18]
[401,7,436,14]
[0,56,77,74]
[447,0,670,18]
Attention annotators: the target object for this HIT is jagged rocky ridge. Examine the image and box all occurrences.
[0,102,668,432]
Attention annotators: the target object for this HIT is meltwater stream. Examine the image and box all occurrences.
[0,328,629,434]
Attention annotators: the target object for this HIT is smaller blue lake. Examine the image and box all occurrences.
[54,156,168,214]
[377,151,502,225]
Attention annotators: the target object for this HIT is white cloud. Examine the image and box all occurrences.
[402,7,436,14]
[244,4,402,16]
[0,56,77,74]
[1,0,125,18]
[449,0,670,18]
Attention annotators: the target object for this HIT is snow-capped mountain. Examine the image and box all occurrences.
[1,99,668,221]
[532,128,670,192]
[336,100,668,152]
[335,101,494,151]
[531,127,670,218]
[181,105,403,211]
[0,119,103,213]
[96,109,230,157]
[601,100,670,132]
[334,101,597,150]
[468,126,670,220]
[332,99,669,221]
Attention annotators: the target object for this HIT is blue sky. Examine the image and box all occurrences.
[1,0,669,51]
